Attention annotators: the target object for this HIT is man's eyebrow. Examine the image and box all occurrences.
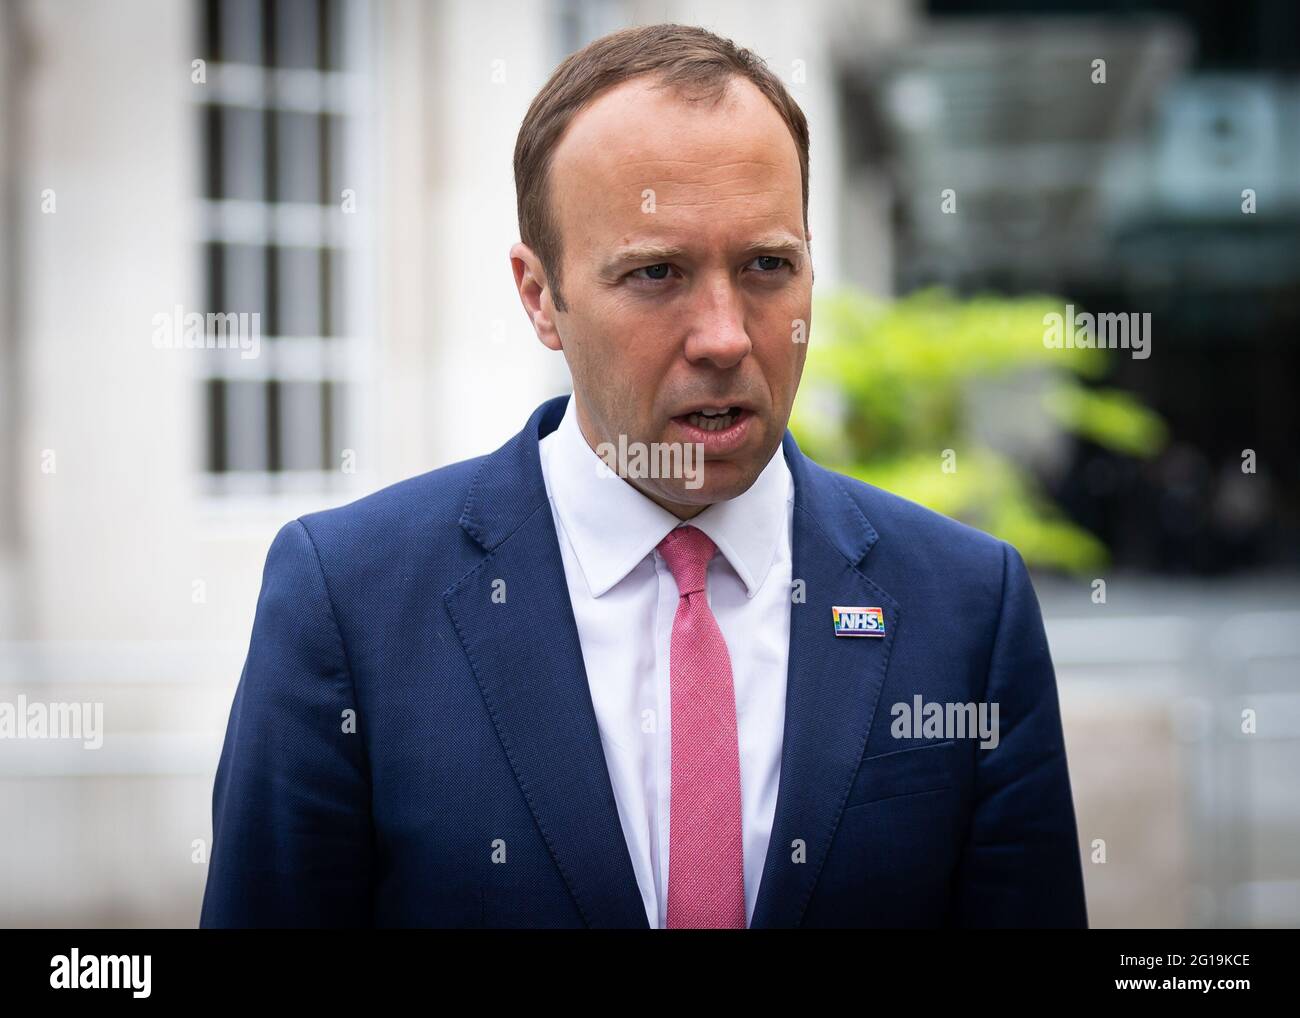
[600,233,807,273]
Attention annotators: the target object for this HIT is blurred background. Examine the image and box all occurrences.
[0,0,1296,927]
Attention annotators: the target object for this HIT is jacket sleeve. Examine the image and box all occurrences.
[948,541,1089,927]
[200,519,374,927]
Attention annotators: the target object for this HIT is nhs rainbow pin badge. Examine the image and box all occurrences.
[832,605,886,638]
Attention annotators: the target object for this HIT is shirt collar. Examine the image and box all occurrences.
[540,395,792,600]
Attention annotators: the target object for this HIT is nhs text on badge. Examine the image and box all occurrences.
[832,606,886,638]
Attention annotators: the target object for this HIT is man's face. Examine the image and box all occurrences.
[511,74,812,518]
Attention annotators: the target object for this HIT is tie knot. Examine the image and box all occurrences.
[656,525,717,596]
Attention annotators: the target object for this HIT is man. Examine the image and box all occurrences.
[201,23,1088,929]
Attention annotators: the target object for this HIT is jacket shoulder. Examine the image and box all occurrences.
[812,461,1010,590]
[283,454,488,588]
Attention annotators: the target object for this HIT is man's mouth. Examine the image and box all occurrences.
[674,406,744,432]
[668,405,755,453]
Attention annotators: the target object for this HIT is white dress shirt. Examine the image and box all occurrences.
[538,395,793,928]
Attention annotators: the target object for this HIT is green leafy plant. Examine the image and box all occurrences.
[790,287,1167,574]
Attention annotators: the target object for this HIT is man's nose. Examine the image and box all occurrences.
[682,276,752,370]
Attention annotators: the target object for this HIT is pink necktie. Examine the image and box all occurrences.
[657,525,746,929]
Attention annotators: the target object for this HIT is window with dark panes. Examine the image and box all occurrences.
[196,0,372,494]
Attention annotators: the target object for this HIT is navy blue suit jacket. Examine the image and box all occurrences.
[200,394,1088,928]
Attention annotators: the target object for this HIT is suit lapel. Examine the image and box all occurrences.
[443,396,649,928]
[750,431,900,928]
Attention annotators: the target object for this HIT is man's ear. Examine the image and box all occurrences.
[510,242,562,351]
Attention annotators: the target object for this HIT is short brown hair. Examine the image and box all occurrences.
[513,23,810,312]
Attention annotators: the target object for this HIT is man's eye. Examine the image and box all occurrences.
[630,263,673,282]
[627,258,791,284]
[750,255,791,272]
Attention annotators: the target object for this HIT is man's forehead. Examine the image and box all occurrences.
[552,75,803,245]
[560,73,782,148]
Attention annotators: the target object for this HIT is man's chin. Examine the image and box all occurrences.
[635,459,760,516]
